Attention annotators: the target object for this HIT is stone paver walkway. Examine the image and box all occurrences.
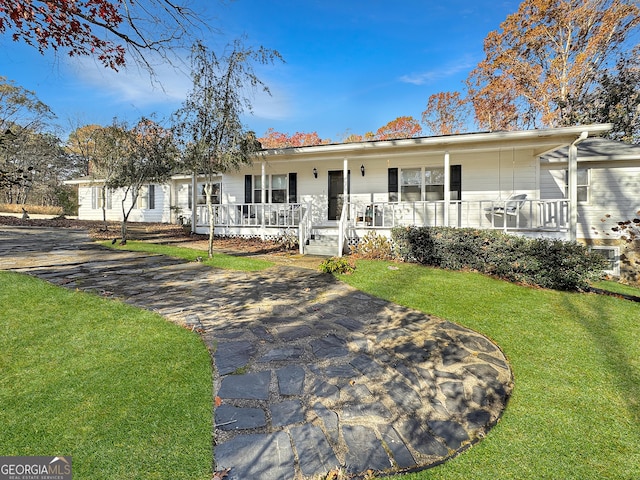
[0,226,513,479]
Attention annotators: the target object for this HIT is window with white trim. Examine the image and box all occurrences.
[253,175,263,203]
[271,174,287,203]
[400,167,446,201]
[196,182,220,205]
[91,186,112,209]
[400,168,422,201]
[137,184,156,209]
[425,167,445,201]
[251,174,292,203]
[591,246,620,277]
[565,168,590,203]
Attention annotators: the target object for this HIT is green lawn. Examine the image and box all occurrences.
[0,272,213,480]
[338,260,640,479]
[4,240,639,479]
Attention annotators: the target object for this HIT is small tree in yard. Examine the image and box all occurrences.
[67,122,125,228]
[106,117,176,244]
[173,39,282,258]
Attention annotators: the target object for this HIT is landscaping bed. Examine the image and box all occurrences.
[0,215,291,254]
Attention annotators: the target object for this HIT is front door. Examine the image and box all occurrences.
[328,170,350,220]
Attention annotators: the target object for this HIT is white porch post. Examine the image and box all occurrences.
[343,158,348,206]
[340,158,348,257]
[191,173,197,232]
[568,142,578,242]
[261,161,266,204]
[568,132,588,242]
[261,161,266,238]
[444,151,450,227]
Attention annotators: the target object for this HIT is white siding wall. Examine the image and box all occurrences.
[223,151,540,225]
[77,183,171,223]
[541,163,640,240]
[540,167,566,200]
[579,165,640,239]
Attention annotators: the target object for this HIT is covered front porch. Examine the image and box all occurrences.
[194,197,570,256]
[185,124,612,256]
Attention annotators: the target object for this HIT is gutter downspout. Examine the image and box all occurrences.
[568,131,588,242]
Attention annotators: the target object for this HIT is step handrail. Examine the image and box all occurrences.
[299,201,312,254]
[337,201,348,257]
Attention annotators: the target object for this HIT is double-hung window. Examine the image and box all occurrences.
[249,174,296,203]
[424,167,445,201]
[196,182,220,205]
[271,174,287,203]
[565,168,590,203]
[400,168,422,201]
[91,186,112,209]
[137,184,156,210]
[400,167,446,201]
[253,176,263,203]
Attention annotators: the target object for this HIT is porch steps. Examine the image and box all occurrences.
[305,232,340,257]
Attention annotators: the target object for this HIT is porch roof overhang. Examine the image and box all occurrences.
[257,124,613,162]
[63,176,96,185]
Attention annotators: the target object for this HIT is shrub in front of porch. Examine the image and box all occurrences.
[350,231,394,260]
[392,227,608,291]
[319,256,356,275]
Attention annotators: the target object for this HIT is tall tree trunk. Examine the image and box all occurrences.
[121,218,128,245]
[120,189,136,245]
[101,185,108,231]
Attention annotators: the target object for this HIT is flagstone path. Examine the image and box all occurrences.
[0,226,513,479]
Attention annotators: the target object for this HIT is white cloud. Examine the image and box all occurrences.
[66,53,191,107]
[246,81,293,121]
[67,51,296,120]
[399,56,477,86]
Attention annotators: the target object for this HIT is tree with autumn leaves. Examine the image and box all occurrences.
[259,1,638,144]
[105,117,176,243]
[258,116,423,148]
[259,129,329,149]
[467,0,639,131]
[0,0,204,71]
[173,40,281,257]
[422,92,469,136]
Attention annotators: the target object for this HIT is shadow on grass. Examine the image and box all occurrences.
[563,294,640,424]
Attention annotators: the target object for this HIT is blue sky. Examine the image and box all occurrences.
[0,0,519,141]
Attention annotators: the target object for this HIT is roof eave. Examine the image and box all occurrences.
[258,124,613,157]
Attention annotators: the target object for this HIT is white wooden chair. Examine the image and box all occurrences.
[485,194,527,216]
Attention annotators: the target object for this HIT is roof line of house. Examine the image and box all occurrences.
[258,124,613,156]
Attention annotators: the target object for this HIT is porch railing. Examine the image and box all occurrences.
[347,199,570,232]
[196,203,305,228]
[194,199,570,234]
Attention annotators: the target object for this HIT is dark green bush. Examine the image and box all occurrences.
[392,226,608,291]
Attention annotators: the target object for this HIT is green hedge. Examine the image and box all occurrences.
[392,227,608,291]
